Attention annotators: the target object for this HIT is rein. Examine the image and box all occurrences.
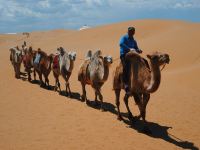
[160,63,166,71]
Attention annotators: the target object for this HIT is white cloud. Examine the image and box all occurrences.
[0,0,200,33]
[38,0,50,8]
[0,0,44,21]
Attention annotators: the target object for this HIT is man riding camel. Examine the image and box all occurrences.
[119,26,143,94]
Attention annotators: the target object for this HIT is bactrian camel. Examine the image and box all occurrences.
[78,50,113,111]
[52,47,76,96]
[9,46,23,79]
[113,51,170,133]
[33,48,53,87]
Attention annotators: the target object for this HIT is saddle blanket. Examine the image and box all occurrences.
[34,53,41,65]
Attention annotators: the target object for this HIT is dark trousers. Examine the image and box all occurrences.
[120,54,130,84]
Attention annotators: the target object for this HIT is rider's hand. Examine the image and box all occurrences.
[137,49,143,54]
[129,48,135,51]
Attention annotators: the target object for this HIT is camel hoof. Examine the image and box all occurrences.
[81,96,86,102]
[135,115,141,120]
[128,114,136,124]
[68,93,72,98]
[117,116,123,121]
[40,83,45,88]
[86,100,89,105]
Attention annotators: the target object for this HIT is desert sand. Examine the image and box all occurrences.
[0,19,200,150]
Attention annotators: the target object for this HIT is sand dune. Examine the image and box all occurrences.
[0,19,200,150]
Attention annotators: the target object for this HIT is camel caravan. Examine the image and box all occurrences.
[9,41,170,134]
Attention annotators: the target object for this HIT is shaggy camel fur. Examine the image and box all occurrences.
[33,48,53,87]
[78,50,113,110]
[52,47,76,96]
[113,51,170,133]
[9,46,23,79]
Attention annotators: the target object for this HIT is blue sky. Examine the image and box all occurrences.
[0,0,200,33]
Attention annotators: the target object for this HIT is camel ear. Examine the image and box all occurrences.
[85,50,92,59]
[93,50,102,58]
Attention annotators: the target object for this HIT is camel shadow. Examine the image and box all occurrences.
[83,99,198,150]
[59,90,83,102]
[86,99,117,114]
[123,119,199,150]
[30,79,55,91]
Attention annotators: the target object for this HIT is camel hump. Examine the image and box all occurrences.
[85,50,92,60]
[125,51,141,60]
[92,50,102,58]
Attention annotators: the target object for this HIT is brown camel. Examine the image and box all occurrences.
[52,47,76,96]
[22,46,37,81]
[9,46,23,79]
[113,51,170,133]
[33,48,53,87]
[78,50,113,110]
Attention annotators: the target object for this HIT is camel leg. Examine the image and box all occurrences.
[133,93,142,120]
[66,82,72,97]
[53,72,58,91]
[33,69,36,80]
[57,79,61,93]
[44,75,50,87]
[124,94,135,122]
[115,89,123,121]
[14,64,20,79]
[81,82,87,103]
[141,93,151,134]
[96,89,104,111]
[27,69,31,81]
[38,72,44,87]
[94,91,99,106]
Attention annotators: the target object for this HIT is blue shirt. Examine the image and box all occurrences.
[119,34,139,56]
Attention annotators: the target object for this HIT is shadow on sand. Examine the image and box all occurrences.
[30,79,55,91]
[70,97,199,150]
[17,75,199,150]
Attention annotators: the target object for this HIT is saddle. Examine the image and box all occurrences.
[53,55,59,69]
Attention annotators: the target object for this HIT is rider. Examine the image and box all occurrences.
[119,26,142,94]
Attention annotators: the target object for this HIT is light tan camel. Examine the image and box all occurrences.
[9,46,23,79]
[52,47,76,96]
[78,50,113,110]
[113,51,170,133]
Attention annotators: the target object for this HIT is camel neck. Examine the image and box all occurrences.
[102,64,109,82]
[146,60,161,93]
[68,60,74,72]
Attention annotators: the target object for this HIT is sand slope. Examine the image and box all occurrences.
[0,19,200,150]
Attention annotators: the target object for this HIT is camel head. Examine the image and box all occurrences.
[103,55,113,66]
[57,47,66,56]
[68,51,76,61]
[10,47,23,63]
[147,52,170,66]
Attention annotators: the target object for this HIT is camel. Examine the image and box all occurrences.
[9,46,23,79]
[78,50,113,110]
[113,51,170,133]
[52,47,76,96]
[33,48,53,87]
[22,46,37,81]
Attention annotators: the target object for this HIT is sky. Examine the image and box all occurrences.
[0,0,200,33]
